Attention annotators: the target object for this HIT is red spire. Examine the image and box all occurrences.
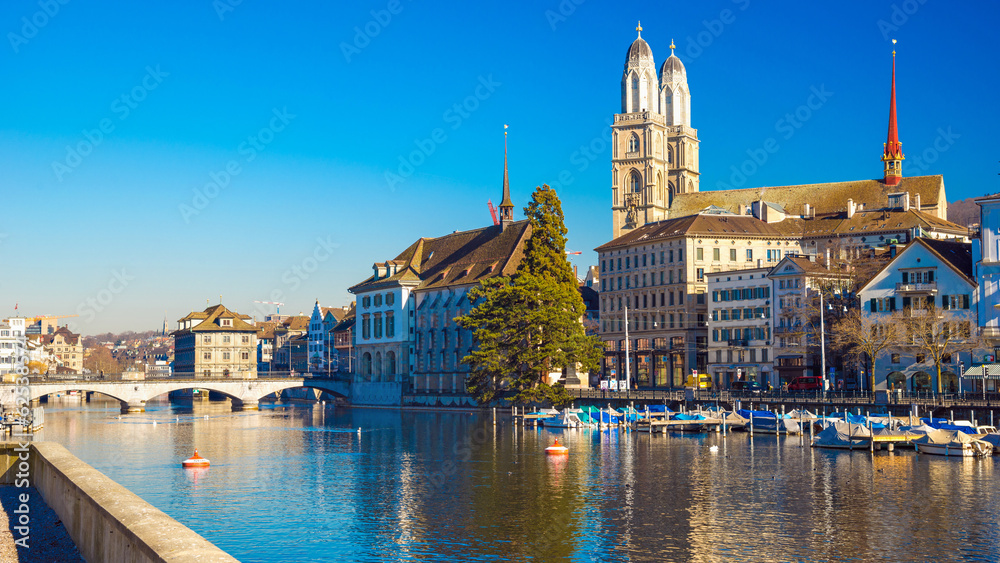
[882,42,904,185]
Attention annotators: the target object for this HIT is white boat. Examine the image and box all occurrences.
[812,422,871,450]
[914,429,993,457]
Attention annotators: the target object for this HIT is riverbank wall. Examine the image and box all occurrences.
[0,441,238,563]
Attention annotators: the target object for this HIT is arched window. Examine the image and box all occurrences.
[628,134,640,153]
[629,171,642,192]
[362,353,372,381]
[666,145,673,165]
[386,351,396,376]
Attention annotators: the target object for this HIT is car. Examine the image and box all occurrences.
[787,376,823,391]
[686,373,712,389]
[731,380,763,394]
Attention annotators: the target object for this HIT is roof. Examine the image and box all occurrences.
[278,316,310,332]
[350,220,532,293]
[768,256,847,278]
[595,213,800,252]
[626,34,653,63]
[256,321,278,339]
[42,326,80,346]
[859,237,975,293]
[800,208,967,240]
[320,307,348,323]
[668,176,945,218]
[173,304,257,334]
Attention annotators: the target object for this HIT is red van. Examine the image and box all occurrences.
[787,376,822,391]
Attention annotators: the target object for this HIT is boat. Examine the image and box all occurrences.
[914,429,993,457]
[545,440,569,455]
[812,422,871,450]
[182,449,211,467]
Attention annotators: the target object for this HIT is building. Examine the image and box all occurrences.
[0,318,27,377]
[858,238,976,392]
[41,326,83,373]
[706,267,772,389]
[348,143,535,406]
[331,305,356,377]
[307,302,351,376]
[173,304,258,378]
[612,25,699,239]
[271,315,309,374]
[766,256,851,389]
[595,212,802,388]
[255,321,278,374]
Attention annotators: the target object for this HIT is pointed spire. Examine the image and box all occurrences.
[882,39,904,186]
[498,124,514,227]
[669,38,676,54]
[636,20,642,37]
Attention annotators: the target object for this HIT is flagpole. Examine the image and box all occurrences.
[624,304,631,389]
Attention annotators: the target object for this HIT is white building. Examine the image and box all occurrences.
[706,267,772,389]
[0,317,27,377]
[859,238,977,392]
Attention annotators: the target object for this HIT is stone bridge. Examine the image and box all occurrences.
[0,377,350,413]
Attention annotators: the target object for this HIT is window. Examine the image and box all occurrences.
[203,352,211,360]
[241,352,249,360]
[916,354,926,363]
[669,250,674,263]
[629,171,642,192]
[713,248,720,261]
[642,254,647,267]
[362,316,371,339]
[626,257,631,269]
[730,249,737,261]
[386,293,395,306]
[696,292,705,304]
[363,296,371,308]
[696,268,704,281]
[601,260,606,273]
[374,294,382,307]
[628,134,640,153]
[223,352,231,360]
[223,335,231,343]
[746,249,753,261]
[678,249,683,261]
[696,248,704,261]
[242,335,250,344]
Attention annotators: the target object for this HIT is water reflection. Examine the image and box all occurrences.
[35,397,1000,562]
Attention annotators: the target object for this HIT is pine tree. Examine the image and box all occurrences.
[458,185,601,406]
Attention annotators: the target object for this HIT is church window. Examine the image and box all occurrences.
[667,145,673,164]
[629,171,642,192]
[628,134,640,153]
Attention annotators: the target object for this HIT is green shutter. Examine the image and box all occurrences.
[870,298,877,312]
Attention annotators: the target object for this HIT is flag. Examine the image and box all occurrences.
[13,303,17,310]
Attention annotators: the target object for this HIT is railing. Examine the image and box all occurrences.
[23,371,353,382]
[727,339,749,347]
[896,282,938,292]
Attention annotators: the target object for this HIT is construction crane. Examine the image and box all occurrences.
[487,199,499,226]
[253,301,285,314]
[565,250,582,255]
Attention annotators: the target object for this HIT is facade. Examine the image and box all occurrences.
[612,25,699,239]
[0,318,27,376]
[272,316,309,373]
[331,305,356,377]
[766,256,851,388]
[173,304,258,378]
[706,267,772,389]
[307,302,350,376]
[255,321,278,374]
[858,238,977,392]
[595,211,802,388]
[349,142,535,406]
[42,326,83,373]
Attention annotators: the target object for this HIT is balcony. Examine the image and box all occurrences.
[896,282,938,294]
[727,339,749,347]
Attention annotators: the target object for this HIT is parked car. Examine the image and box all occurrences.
[731,380,763,394]
[686,373,712,389]
[787,376,822,391]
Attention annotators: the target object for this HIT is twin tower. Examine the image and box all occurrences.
[612,23,700,239]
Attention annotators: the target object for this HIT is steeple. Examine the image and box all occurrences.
[498,124,514,228]
[882,39,904,186]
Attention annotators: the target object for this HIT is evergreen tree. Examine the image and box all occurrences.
[458,185,601,406]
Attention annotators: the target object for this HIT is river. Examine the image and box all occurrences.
[36,396,1000,562]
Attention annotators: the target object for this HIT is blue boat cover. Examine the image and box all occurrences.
[737,409,776,418]
[672,413,706,421]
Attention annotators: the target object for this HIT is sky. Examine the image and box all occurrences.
[2,0,998,335]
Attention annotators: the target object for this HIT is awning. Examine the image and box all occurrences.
[962,364,1000,379]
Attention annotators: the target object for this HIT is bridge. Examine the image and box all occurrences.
[0,375,351,414]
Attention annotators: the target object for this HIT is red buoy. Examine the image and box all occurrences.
[182,449,210,468]
[545,440,569,455]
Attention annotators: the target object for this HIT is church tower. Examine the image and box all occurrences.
[497,124,515,229]
[882,40,904,186]
[612,24,700,239]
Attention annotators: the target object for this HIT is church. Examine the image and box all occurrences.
[596,25,968,388]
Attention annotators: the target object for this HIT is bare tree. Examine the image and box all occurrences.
[900,309,984,394]
[829,309,901,391]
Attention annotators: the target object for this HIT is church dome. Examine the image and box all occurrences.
[660,53,686,79]
[625,36,654,63]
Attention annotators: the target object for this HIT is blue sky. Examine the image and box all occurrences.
[2,0,997,334]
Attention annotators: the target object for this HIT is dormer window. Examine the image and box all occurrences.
[221,318,232,327]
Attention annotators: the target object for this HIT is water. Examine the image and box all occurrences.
[37,397,1000,562]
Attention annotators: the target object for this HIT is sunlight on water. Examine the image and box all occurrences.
[37,397,1000,562]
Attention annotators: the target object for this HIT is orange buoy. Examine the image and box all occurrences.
[545,439,569,455]
[182,449,210,468]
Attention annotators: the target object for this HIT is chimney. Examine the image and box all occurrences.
[847,199,856,218]
[825,248,831,267]
[902,192,910,211]
[757,258,762,268]
[890,244,897,258]
[738,204,747,216]
[803,203,811,218]
[914,192,921,210]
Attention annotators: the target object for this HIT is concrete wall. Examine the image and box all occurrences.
[352,381,403,405]
[1,441,238,563]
